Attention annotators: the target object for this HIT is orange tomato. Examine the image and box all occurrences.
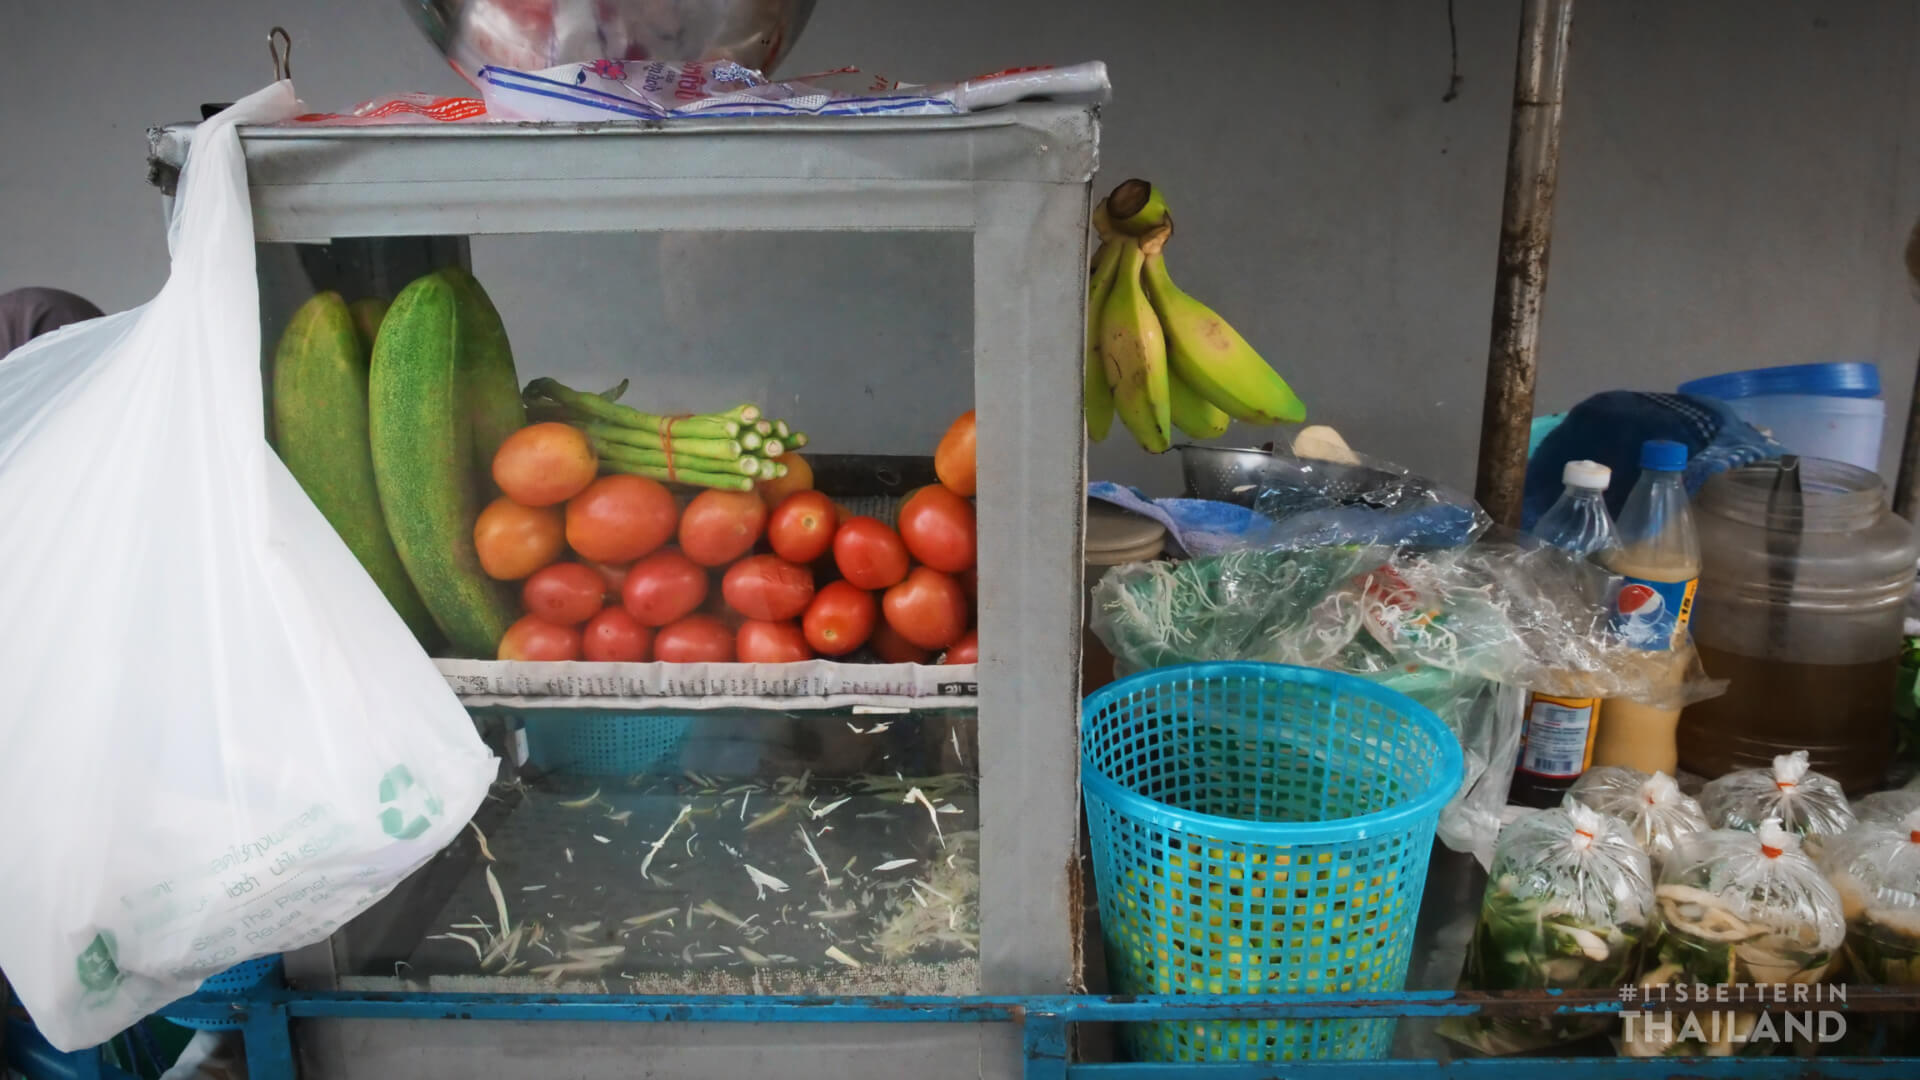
[581,607,652,662]
[498,615,581,661]
[832,517,910,591]
[655,614,737,663]
[755,451,814,508]
[803,581,877,656]
[736,619,814,663]
[721,555,815,622]
[882,567,969,650]
[474,497,565,580]
[897,484,977,573]
[934,410,976,497]
[520,562,607,625]
[565,475,678,563]
[767,490,839,565]
[492,422,597,507]
[869,621,932,664]
[678,490,768,568]
[942,629,979,665]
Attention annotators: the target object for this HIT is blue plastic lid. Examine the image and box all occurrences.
[1640,439,1688,471]
[1678,361,1881,400]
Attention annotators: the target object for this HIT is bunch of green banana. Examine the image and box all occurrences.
[1084,179,1306,452]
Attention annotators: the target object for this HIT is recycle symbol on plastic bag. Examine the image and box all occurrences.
[377,764,444,840]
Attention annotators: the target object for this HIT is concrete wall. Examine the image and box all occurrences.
[4,0,1917,492]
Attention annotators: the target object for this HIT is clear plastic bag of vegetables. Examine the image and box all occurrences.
[1569,767,1709,871]
[1698,751,1855,852]
[1624,821,1845,1057]
[1821,808,1920,984]
[1854,789,1920,830]
[1439,801,1655,1055]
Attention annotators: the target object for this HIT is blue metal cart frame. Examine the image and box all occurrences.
[130,987,1920,1080]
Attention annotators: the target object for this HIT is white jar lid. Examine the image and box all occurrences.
[1562,459,1611,491]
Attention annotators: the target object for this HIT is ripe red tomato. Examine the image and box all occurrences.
[654,614,736,662]
[934,410,976,497]
[736,619,814,663]
[497,615,581,661]
[767,490,839,565]
[474,497,565,581]
[581,607,652,662]
[802,581,878,656]
[869,621,932,664]
[833,517,910,590]
[566,475,678,563]
[898,485,977,573]
[678,490,768,567]
[942,629,979,665]
[521,562,607,625]
[582,558,632,594]
[882,567,969,650]
[721,555,815,621]
[621,548,709,627]
[492,422,597,507]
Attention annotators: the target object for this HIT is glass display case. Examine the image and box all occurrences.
[147,104,1096,1080]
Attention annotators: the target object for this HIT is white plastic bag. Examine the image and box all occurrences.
[0,82,498,1051]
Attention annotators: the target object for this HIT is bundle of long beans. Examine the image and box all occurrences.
[524,377,809,492]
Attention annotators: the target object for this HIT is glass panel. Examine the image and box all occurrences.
[335,707,979,995]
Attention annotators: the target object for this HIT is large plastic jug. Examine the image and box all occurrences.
[1678,457,1918,791]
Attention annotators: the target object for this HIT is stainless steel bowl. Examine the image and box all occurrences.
[1176,444,1405,509]
[1176,445,1283,505]
[409,0,817,81]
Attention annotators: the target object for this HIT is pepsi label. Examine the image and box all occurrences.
[1610,575,1697,650]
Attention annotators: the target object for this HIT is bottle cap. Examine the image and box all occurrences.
[1640,439,1688,472]
[1561,460,1611,491]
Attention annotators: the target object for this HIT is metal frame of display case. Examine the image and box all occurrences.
[145,104,1094,1080]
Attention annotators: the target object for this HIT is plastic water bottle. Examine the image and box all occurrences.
[1513,460,1619,807]
[1531,460,1621,558]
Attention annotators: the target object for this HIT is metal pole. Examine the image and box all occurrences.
[1474,0,1575,527]
[1893,220,1920,519]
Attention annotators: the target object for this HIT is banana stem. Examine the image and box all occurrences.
[1107,179,1170,236]
[1137,220,1173,258]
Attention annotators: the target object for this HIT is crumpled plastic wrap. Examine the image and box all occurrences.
[1819,808,1920,985]
[1626,822,1844,1058]
[1090,540,1725,866]
[1441,801,1654,1055]
[1569,768,1710,871]
[1699,751,1856,850]
[1855,789,1920,830]
[1246,452,1491,551]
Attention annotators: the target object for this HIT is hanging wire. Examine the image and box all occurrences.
[269,26,293,81]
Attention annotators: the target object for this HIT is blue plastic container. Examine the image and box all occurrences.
[522,711,695,777]
[1081,662,1464,1063]
[171,955,282,1031]
[1678,361,1883,471]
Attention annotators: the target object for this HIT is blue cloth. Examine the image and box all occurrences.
[1522,391,1783,529]
[1087,482,1265,557]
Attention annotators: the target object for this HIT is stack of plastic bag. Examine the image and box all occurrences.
[1441,802,1654,1054]
[1624,822,1844,1057]
[1699,751,1855,855]
[1570,767,1710,871]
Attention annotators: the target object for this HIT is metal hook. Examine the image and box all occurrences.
[269,27,293,81]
